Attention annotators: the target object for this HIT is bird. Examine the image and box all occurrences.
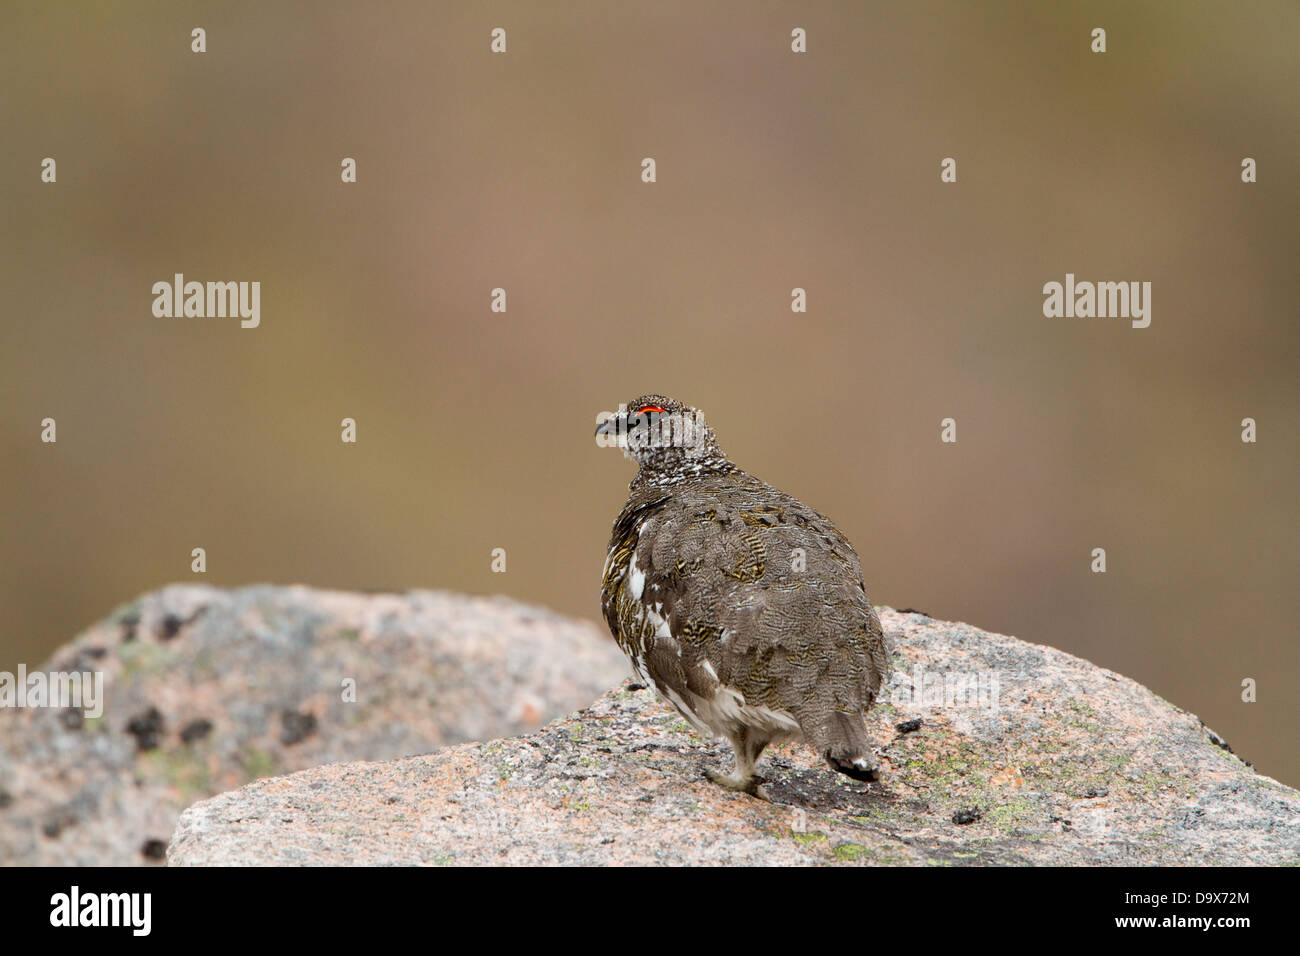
[596,394,889,795]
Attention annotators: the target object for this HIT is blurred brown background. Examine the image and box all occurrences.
[2,3,1297,787]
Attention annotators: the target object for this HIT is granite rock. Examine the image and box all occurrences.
[167,608,1300,865]
[0,584,628,865]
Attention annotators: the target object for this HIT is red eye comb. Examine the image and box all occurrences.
[635,405,666,414]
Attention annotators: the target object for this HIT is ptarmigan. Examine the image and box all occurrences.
[596,394,889,794]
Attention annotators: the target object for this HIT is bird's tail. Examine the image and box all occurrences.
[823,711,878,781]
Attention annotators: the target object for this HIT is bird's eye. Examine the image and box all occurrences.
[635,405,666,415]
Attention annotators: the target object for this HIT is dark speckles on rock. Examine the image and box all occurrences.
[158,614,184,641]
[180,719,213,744]
[764,766,905,815]
[896,718,923,734]
[59,709,85,731]
[119,612,140,642]
[42,808,78,838]
[156,606,207,642]
[1181,808,1206,829]
[125,707,165,751]
[1083,787,1109,799]
[0,790,13,810]
[953,807,983,825]
[1201,721,1245,763]
[280,710,317,746]
[140,838,167,860]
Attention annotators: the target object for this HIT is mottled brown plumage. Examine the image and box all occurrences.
[596,395,889,794]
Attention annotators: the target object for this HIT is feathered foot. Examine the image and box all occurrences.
[704,728,771,797]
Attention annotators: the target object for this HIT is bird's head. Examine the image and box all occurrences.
[595,394,730,480]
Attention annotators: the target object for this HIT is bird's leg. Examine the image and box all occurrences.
[704,729,771,796]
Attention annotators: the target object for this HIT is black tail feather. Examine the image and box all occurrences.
[824,711,879,781]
